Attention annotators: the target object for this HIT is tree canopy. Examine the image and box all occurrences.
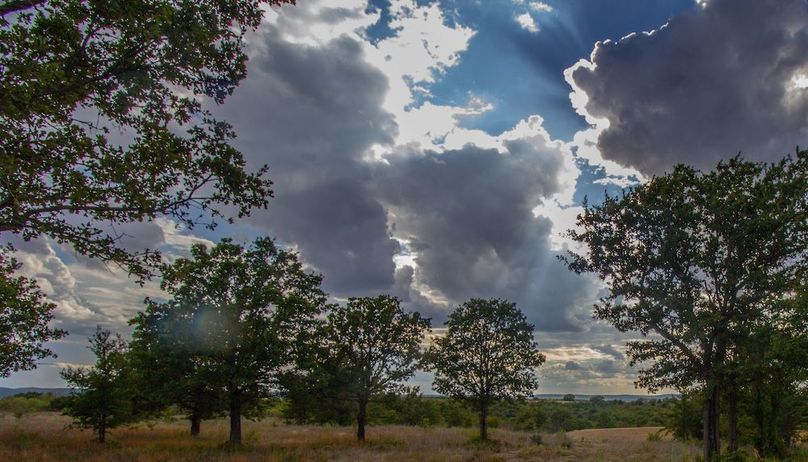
[61,326,134,443]
[134,237,326,445]
[0,0,293,277]
[0,247,65,376]
[0,0,295,381]
[430,298,545,441]
[563,151,808,459]
[128,299,226,437]
[321,295,430,441]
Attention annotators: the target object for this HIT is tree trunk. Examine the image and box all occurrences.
[98,417,106,444]
[229,390,242,446]
[703,385,720,461]
[479,403,488,441]
[357,398,367,441]
[190,414,201,437]
[727,385,738,453]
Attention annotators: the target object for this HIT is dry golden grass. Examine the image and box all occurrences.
[0,412,732,462]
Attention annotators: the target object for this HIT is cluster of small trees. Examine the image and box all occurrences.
[564,152,808,460]
[281,392,674,432]
[58,236,544,444]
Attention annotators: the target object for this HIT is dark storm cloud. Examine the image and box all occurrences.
[591,360,623,377]
[591,344,624,361]
[208,7,601,331]
[571,0,808,174]
[375,142,597,331]
[565,361,584,371]
[214,30,400,296]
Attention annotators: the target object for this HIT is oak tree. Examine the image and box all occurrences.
[0,247,65,376]
[128,300,226,437]
[323,295,430,441]
[430,298,545,441]
[0,0,294,275]
[563,152,807,460]
[147,237,326,445]
[0,0,293,377]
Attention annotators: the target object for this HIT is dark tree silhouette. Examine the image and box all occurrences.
[323,295,430,441]
[0,249,65,376]
[61,327,134,443]
[430,298,545,441]
[145,237,326,446]
[563,151,807,460]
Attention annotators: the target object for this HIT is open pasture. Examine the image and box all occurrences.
[0,413,711,462]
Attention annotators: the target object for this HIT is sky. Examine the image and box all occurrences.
[3,0,807,394]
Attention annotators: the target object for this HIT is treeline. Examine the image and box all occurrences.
[668,389,808,457]
[281,393,675,432]
[0,390,675,434]
[56,238,544,445]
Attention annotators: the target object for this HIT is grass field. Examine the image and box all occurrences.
[0,413,716,462]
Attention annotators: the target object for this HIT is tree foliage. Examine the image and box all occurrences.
[0,0,294,278]
[141,237,326,445]
[61,327,134,443]
[128,300,226,437]
[563,151,808,460]
[320,295,430,441]
[737,284,808,457]
[0,246,65,376]
[0,0,295,381]
[430,298,545,440]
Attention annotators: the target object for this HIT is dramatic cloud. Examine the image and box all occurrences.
[14,0,798,395]
[376,131,597,331]
[215,28,400,295]
[210,0,601,331]
[568,0,808,173]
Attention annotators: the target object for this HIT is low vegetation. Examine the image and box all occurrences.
[3,392,805,460]
[0,412,709,462]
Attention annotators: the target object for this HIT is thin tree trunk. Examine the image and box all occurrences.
[357,398,368,441]
[728,385,738,453]
[98,415,106,443]
[752,380,765,455]
[229,390,242,446]
[703,385,720,461]
[190,414,201,437]
[479,403,488,441]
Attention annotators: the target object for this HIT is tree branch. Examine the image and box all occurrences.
[651,320,700,367]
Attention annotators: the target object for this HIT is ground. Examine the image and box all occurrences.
[0,413,777,461]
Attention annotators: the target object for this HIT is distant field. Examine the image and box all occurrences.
[0,412,711,462]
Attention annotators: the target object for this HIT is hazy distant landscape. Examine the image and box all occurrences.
[0,388,678,401]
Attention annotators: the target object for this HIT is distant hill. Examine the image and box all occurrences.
[0,387,72,398]
[418,392,678,401]
[534,393,679,402]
